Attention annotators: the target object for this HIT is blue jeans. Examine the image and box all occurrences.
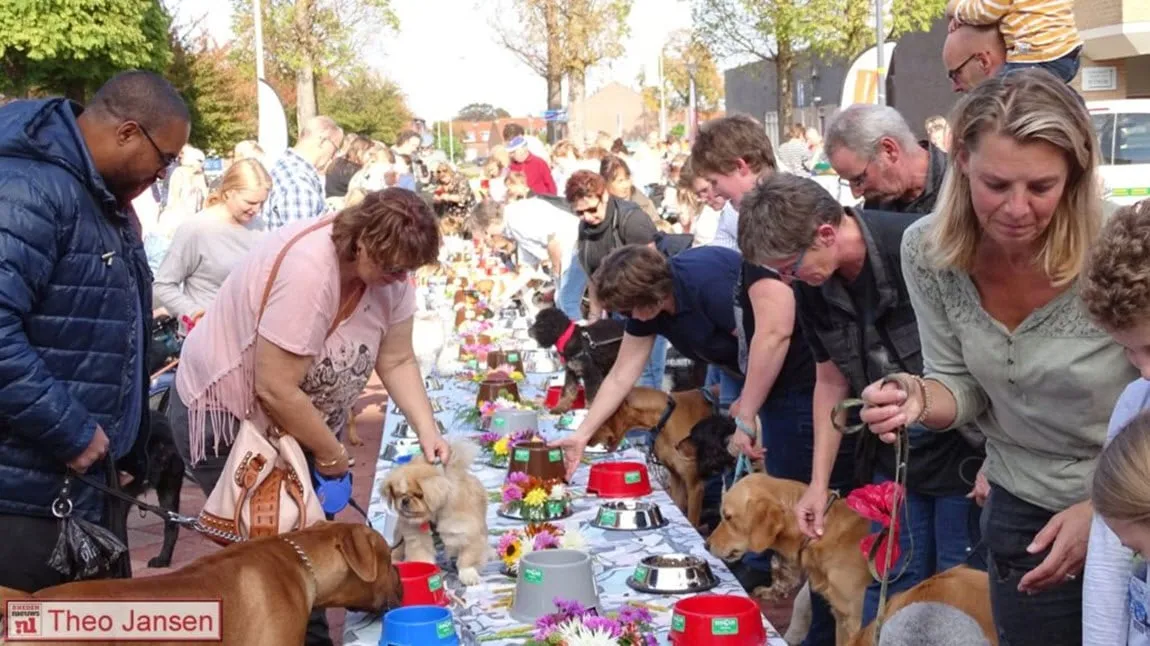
[1001,47,1081,84]
[638,335,668,389]
[861,462,976,625]
[557,255,587,320]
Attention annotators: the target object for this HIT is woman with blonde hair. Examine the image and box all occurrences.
[153,158,271,323]
[857,69,1135,643]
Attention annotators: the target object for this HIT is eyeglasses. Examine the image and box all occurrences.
[839,159,872,189]
[138,123,178,169]
[574,201,601,216]
[947,54,977,82]
[772,247,808,279]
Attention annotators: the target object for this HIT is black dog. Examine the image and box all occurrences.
[528,307,624,414]
[677,415,738,480]
[121,411,186,568]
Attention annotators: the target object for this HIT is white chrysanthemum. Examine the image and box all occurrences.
[559,527,587,551]
[549,483,566,500]
[556,620,617,646]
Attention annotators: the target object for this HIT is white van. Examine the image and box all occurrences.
[1088,100,1150,205]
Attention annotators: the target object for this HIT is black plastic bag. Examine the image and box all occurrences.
[47,468,129,581]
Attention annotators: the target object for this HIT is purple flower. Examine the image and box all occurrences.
[502,485,523,503]
[643,633,659,646]
[553,597,589,619]
[533,531,560,550]
[507,471,530,486]
[532,615,560,641]
[478,432,501,444]
[583,615,623,637]
[617,604,653,626]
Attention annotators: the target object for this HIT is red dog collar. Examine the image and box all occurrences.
[555,322,577,355]
[419,522,432,533]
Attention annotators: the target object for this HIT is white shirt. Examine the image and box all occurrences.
[502,197,579,272]
[712,201,740,251]
[692,205,721,247]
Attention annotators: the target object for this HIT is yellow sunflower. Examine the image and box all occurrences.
[500,537,523,566]
[493,436,510,456]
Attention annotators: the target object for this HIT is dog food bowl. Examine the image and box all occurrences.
[508,440,567,482]
[669,594,765,645]
[477,376,520,406]
[382,437,422,462]
[592,500,667,531]
[424,376,443,391]
[498,496,572,522]
[544,385,586,410]
[586,462,653,498]
[395,562,449,607]
[556,409,589,431]
[487,349,526,374]
[491,409,539,435]
[627,553,719,595]
[523,349,560,374]
[510,550,600,624]
[381,605,459,646]
[393,400,443,415]
[393,420,416,439]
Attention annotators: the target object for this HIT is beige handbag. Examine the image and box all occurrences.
[198,218,348,545]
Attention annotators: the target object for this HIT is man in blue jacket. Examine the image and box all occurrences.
[0,71,190,591]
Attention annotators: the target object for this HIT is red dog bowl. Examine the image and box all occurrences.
[544,385,586,410]
[670,594,765,645]
[586,462,652,498]
[396,562,448,607]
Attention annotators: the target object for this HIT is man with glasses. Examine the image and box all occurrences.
[0,71,189,591]
[824,104,947,214]
[265,115,345,229]
[738,173,981,629]
[942,24,1007,93]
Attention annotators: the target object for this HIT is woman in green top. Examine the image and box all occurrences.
[857,70,1135,644]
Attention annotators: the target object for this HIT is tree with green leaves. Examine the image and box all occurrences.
[490,0,565,142]
[229,0,398,128]
[167,35,255,155]
[558,0,632,145]
[0,0,172,101]
[320,67,411,143]
[660,29,723,112]
[693,0,945,137]
[430,122,465,161]
[456,103,511,122]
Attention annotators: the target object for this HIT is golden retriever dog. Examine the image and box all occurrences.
[585,386,716,528]
[382,439,489,585]
[846,565,996,646]
[707,474,872,646]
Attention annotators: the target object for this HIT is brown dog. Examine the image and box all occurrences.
[846,565,996,646]
[586,387,716,527]
[706,474,872,646]
[0,523,402,646]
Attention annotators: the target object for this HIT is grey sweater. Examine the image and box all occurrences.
[153,216,263,320]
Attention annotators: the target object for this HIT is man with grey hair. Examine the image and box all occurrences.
[265,115,345,229]
[738,173,981,628]
[824,104,947,214]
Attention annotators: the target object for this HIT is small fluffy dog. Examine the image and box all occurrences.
[382,439,489,585]
[528,307,623,414]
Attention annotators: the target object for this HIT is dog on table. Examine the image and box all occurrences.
[382,439,490,585]
[0,523,403,646]
[846,565,995,646]
[706,473,872,646]
[528,307,624,414]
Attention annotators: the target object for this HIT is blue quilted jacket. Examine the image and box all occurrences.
[0,99,152,521]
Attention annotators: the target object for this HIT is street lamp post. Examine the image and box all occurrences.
[687,61,699,142]
[876,0,886,105]
[658,51,667,141]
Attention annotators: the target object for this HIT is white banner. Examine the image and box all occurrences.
[4,600,222,642]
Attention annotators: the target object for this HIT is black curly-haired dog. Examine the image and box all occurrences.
[528,307,624,414]
[676,415,738,480]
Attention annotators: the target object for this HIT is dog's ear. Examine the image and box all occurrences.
[419,474,452,512]
[676,437,698,460]
[747,495,785,552]
[337,527,381,583]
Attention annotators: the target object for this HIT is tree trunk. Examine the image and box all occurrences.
[294,0,317,130]
[775,40,795,144]
[567,67,586,148]
[544,0,562,143]
[64,79,86,103]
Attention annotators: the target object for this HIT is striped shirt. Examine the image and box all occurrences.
[953,0,1082,63]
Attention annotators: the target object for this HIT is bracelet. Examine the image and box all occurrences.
[911,374,932,426]
[315,444,347,468]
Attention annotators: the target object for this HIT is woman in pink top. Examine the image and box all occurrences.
[170,188,450,498]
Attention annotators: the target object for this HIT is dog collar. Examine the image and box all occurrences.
[554,322,577,355]
[419,522,432,534]
[281,536,317,587]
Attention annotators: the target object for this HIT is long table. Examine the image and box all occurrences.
[342,374,788,646]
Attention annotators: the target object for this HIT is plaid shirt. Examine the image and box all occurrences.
[265,149,324,230]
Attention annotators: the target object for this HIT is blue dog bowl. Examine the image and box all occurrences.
[380,605,459,646]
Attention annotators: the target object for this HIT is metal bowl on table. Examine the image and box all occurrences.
[626,553,719,595]
[382,437,423,462]
[591,500,667,531]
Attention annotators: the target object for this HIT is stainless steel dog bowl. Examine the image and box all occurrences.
[591,500,667,531]
[626,553,719,595]
[393,421,417,439]
[396,400,443,414]
[381,437,422,462]
[424,376,443,391]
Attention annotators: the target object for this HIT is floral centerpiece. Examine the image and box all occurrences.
[497,522,587,576]
[459,364,526,384]
[456,393,540,430]
[525,599,658,646]
[477,429,541,467]
[500,472,572,521]
[845,481,904,577]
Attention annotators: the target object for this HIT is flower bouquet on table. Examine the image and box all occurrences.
[525,599,658,646]
[456,392,539,430]
[461,365,526,385]
[500,473,573,522]
[497,522,587,577]
[845,480,905,577]
[477,429,541,468]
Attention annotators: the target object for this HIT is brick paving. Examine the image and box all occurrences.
[127,375,794,642]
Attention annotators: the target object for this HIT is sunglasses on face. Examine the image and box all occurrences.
[574,201,601,216]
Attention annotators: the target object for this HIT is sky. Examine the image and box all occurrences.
[175,0,694,121]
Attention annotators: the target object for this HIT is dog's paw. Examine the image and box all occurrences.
[458,567,481,586]
[347,433,364,447]
[147,556,172,569]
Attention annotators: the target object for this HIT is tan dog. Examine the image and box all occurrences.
[586,387,715,527]
[383,439,490,585]
[0,523,401,646]
[846,565,996,646]
[707,474,872,646]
